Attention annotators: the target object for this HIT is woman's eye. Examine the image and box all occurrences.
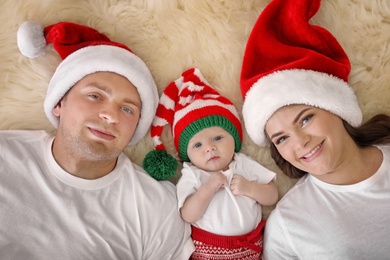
[275,136,287,145]
[301,114,313,126]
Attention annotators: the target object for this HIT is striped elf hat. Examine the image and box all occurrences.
[143,68,242,180]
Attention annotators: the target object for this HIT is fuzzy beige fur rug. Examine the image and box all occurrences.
[1,0,390,218]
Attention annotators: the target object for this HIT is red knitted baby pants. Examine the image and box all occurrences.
[190,220,265,260]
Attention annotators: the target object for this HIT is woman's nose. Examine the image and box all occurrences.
[294,131,310,149]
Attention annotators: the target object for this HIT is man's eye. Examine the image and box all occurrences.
[122,107,134,114]
[88,94,100,100]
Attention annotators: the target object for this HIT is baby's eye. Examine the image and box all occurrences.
[213,135,222,141]
[194,142,202,149]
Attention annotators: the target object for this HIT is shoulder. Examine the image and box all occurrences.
[234,153,259,167]
[234,152,251,161]
[126,164,194,259]
[180,162,203,179]
[121,161,182,227]
[178,162,203,189]
[182,161,198,172]
[263,178,311,259]
[378,144,390,156]
[116,156,179,213]
[234,152,268,170]
[0,130,51,155]
[129,162,178,200]
[0,129,49,142]
[276,176,311,206]
[263,206,296,259]
[234,152,276,181]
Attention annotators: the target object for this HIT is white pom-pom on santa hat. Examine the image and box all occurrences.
[17,21,46,58]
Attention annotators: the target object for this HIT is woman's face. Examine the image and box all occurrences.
[265,104,351,178]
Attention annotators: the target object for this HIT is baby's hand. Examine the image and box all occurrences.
[204,172,227,193]
[230,174,251,196]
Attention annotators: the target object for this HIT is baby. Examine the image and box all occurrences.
[143,68,278,259]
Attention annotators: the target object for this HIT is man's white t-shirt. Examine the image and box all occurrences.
[0,130,194,260]
[263,145,390,260]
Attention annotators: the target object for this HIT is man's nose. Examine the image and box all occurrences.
[99,104,119,124]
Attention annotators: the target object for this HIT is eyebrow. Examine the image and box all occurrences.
[88,83,141,109]
[293,108,311,125]
[269,107,311,140]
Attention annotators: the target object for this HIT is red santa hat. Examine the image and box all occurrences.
[16,21,158,145]
[143,68,242,180]
[240,0,362,146]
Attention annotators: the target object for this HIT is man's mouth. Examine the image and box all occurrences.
[88,127,116,141]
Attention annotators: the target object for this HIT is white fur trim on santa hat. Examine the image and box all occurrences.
[242,69,362,147]
[44,45,158,145]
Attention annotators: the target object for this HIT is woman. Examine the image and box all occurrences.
[263,107,390,259]
[263,105,390,259]
[239,0,390,258]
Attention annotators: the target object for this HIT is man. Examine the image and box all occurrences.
[0,21,194,259]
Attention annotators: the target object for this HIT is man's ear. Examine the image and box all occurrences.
[52,101,62,117]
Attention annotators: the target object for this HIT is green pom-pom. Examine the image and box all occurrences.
[143,150,178,181]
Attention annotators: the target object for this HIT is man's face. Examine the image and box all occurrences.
[53,72,141,162]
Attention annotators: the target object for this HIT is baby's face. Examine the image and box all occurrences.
[187,126,235,172]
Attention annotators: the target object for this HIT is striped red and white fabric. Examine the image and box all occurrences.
[150,67,242,162]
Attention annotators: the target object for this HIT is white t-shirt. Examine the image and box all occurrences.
[263,145,390,260]
[177,152,276,236]
[0,130,194,260]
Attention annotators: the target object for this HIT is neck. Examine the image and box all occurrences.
[51,138,118,180]
[314,144,382,185]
